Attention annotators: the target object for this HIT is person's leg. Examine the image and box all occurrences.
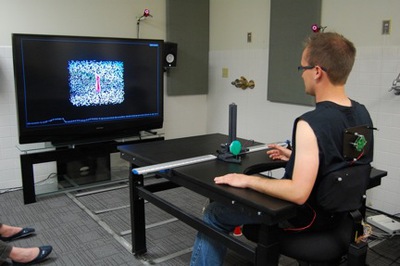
[190,202,263,266]
[0,240,12,264]
[9,247,40,263]
[0,224,35,242]
[0,224,23,238]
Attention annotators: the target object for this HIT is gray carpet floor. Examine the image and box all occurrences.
[0,172,399,265]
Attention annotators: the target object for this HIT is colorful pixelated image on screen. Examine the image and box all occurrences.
[68,60,125,107]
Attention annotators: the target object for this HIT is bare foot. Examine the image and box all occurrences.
[0,224,23,238]
[9,247,40,263]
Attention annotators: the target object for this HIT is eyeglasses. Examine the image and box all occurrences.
[297,65,327,72]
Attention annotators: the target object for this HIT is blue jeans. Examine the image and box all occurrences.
[190,201,264,266]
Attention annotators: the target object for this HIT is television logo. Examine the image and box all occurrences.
[68,60,125,107]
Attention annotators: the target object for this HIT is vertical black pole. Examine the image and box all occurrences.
[228,103,237,144]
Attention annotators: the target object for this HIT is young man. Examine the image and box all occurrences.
[190,32,374,265]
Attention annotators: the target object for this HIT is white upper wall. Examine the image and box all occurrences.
[322,0,400,46]
[210,0,269,50]
[0,0,166,43]
[209,0,400,50]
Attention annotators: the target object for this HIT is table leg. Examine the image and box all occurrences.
[20,155,36,204]
[255,224,280,266]
[129,166,147,255]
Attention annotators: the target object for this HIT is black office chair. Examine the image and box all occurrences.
[242,125,374,265]
[242,164,369,266]
[243,212,366,265]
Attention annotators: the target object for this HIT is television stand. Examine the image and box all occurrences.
[17,132,164,204]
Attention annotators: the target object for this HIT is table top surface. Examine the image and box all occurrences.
[119,133,236,163]
[118,133,297,223]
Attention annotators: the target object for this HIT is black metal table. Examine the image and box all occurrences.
[118,133,387,265]
[118,133,296,265]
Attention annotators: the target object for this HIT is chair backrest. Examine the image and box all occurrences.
[313,124,374,214]
[314,164,371,213]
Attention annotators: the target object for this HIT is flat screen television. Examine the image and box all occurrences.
[12,33,164,145]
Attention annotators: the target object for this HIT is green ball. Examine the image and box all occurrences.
[229,140,242,155]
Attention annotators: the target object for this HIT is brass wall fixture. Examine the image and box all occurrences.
[231,76,255,90]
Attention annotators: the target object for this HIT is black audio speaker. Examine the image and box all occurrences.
[164,42,178,68]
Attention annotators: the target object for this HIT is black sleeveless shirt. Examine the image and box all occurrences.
[284,100,373,180]
[283,100,374,230]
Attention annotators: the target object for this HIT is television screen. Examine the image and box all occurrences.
[12,33,164,145]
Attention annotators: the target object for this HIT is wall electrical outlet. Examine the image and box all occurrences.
[247,32,252,43]
[382,20,391,35]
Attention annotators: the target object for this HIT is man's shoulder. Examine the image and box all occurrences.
[301,103,332,120]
